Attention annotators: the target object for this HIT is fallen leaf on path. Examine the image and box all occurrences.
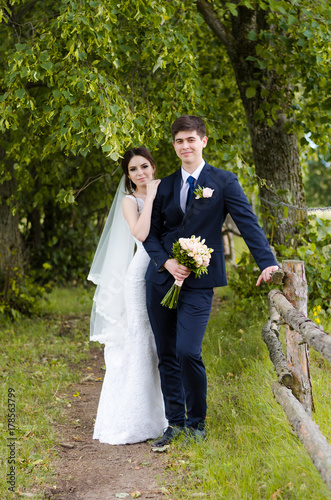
[159,487,170,494]
[131,492,142,498]
[72,435,83,441]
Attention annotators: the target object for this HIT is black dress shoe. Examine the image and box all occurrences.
[183,427,207,446]
[151,425,185,451]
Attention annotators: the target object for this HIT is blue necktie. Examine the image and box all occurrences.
[186,176,195,208]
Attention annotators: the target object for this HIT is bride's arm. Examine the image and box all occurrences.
[122,179,161,242]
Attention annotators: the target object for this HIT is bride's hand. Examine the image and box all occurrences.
[146,179,161,201]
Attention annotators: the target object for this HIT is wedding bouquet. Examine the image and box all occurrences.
[161,235,214,309]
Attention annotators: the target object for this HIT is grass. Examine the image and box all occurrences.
[167,287,331,500]
[0,285,97,499]
[1,285,330,499]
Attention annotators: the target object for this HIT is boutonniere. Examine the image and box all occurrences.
[194,185,214,199]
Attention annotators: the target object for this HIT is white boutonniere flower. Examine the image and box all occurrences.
[194,186,214,199]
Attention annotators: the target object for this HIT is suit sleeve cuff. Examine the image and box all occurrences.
[151,251,170,271]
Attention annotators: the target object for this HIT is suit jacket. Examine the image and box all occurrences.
[143,162,278,288]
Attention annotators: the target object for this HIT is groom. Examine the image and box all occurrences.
[143,115,278,447]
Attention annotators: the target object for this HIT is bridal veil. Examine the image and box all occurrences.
[87,175,135,345]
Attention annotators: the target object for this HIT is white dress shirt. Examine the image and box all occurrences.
[180,160,205,212]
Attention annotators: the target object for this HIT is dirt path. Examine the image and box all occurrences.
[48,347,174,500]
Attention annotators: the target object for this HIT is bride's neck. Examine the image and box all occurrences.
[134,187,147,198]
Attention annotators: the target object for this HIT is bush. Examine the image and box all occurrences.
[229,216,331,312]
[0,267,46,320]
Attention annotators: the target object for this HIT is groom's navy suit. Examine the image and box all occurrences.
[143,162,278,428]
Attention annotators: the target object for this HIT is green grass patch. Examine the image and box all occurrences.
[0,285,97,498]
[1,285,330,499]
[168,289,331,499]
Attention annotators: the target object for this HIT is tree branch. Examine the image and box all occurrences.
[262,318,293,387]
[273,382,331,491]
[196,0,236,57]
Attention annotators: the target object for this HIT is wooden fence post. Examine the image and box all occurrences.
[282,260,314,415]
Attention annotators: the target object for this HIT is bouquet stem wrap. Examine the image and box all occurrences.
[161,280,183,309]
[161,236,214,309]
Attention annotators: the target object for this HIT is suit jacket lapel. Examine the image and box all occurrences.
[195,162,210,189]
[173,170,184,216]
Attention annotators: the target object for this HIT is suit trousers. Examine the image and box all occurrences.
[146,280,214,429]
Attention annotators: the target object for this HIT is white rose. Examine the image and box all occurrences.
[202,188,214,198]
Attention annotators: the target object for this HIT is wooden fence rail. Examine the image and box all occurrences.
[263,260,331,491]
[269,289,331,363]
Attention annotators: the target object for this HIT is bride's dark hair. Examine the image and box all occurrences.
[121,147,156,194]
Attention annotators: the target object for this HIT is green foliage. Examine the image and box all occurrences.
[229,215,331,311]
[0,0,202,160]
[303,147,331,208]
[16,150,121,280]
[0,266,45,319]
[240,0,330,147]
[275,216,331,310]
[228,250,272,311]
[1,0,330,315]
[1,0,329,162]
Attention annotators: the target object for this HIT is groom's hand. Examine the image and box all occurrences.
[256,265,279,286]
[164,259,191,281]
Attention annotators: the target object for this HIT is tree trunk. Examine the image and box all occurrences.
[0,154,24,292]
[245,115,306,245]
[197,0,307,245]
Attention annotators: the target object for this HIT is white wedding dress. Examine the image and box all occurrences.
[91,195,167,445]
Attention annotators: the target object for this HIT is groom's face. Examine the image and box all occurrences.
[172,130,207,169]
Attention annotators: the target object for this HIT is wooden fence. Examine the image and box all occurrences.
[262,260,331,491]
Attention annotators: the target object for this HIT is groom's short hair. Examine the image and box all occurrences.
[171,115,206,140]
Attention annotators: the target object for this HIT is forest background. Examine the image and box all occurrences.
[0,1,331,498]
[0,0,330,317]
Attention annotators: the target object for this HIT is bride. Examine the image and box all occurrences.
[87,147,167,445]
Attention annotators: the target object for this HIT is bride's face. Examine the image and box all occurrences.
[128,155,155,188]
